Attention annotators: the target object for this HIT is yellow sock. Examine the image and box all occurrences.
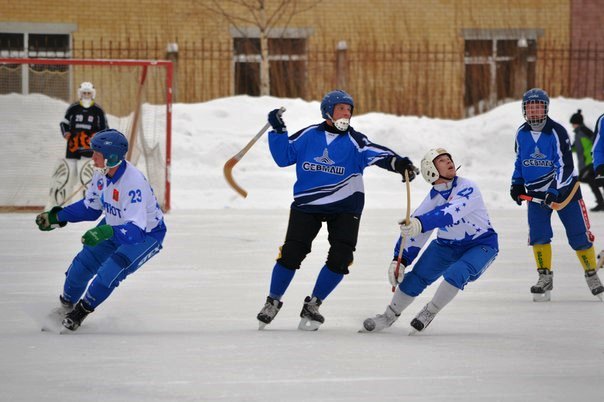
[576,246,597,271]
[532,244,552,271]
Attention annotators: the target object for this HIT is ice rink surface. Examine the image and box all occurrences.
[1,208,603,401]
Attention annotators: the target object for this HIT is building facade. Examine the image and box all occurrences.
[1,0,602,118]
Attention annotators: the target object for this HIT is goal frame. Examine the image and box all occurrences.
[0,57,173,212]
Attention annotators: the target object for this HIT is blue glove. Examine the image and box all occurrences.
[544,189,559,207]
[268,109,286,133]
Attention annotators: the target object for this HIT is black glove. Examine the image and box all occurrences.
[595,164,604,185]
[544,189,559,207]
[579,164,595,183]
[35,206,67,231]
[510,184,526,206]
[268,109,286,134]
[394,157,418,182]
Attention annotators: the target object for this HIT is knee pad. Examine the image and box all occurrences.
[326,242,354,275]
[278,241,311,270]
[96,252,132,289]
[65,249,98,284]
[568,232,592,251]
[442,270,469,291]
[400,271,429,297]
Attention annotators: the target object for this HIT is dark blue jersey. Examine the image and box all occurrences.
[593,114,604,170]
[269,122,407,214]
[512,117,576,197]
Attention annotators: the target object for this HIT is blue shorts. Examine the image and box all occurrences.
[63,227,165,308]
[399,240,498,296]
[527,198,593,250]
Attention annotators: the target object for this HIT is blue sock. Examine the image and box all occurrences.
[311,265,344,301]
[269,263,296,300]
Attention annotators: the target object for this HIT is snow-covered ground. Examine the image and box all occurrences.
[1,94,604,401]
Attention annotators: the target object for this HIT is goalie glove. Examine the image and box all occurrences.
[35,206,67,231]
[82,224,114,246]
[388,260,405,287]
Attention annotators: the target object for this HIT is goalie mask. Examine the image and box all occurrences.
[320,90,354,131]
[78,82,96,108]
[420,148,454,184]
[91,129,128,172]
[522,88,549,131]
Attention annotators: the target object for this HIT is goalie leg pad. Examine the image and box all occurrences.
[79,158,95,187]
[47,159,71,207]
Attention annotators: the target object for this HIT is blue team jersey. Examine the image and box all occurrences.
[512,118,576,196]
[269,122,403,214]
[395,176,498,265]
[593,114,604,170]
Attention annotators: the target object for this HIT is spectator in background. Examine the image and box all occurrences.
[570,109,604,212]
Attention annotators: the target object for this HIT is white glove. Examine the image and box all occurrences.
[399,217,422,238]
[388,260,405,287]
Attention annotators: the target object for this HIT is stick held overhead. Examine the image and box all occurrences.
[223,107,286,198]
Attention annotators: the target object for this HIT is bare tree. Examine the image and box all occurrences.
[197,0,320,96]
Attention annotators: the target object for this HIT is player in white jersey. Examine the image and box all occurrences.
[361,148,498,333]
[35,129,166,331]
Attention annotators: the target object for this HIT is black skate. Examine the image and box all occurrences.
[410,303,437,334]
[41,295,75,332]
[257,296,283,330]
[585,270,604,301]
[298,296,324,331]
[62,301,94,331]
[59,294,73,310]
[530,268,553,302]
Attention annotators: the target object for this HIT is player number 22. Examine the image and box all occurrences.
[129,189,142,203]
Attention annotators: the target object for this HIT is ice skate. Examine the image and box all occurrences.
[359,305,400,333]
[62,301,94,331]
[530,268,553,302]
[298,296,324,331]
[409,303,438,334]
[256,296,283,330]
[41,295,75,332]
[584,270,604,301]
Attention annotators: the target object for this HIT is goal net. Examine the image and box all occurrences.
[0,58,172,211]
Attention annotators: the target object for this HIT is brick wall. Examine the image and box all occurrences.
[1,0,577,117]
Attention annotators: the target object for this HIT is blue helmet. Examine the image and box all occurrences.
[320,90,354,119]
[522,88,549,128]
[91,129,128,168]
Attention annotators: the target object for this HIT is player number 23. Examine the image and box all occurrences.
[129,189,142,203]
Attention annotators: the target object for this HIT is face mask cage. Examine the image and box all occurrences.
[523,100,548,127]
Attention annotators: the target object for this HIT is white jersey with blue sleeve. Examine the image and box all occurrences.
[396,176,498,265]
[84,161,164,234]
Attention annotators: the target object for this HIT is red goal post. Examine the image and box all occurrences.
[0,58,173,211]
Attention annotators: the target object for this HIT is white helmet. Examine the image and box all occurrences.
[78,82,96,107]
[420,148,453,184]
